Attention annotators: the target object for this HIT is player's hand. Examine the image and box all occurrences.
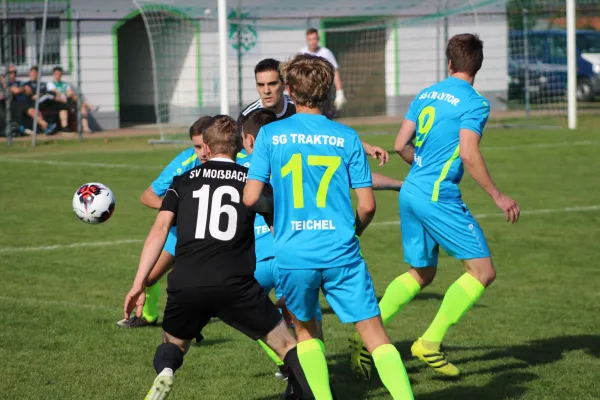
[124,284,146,320]
[334,90,346,111]
[493,193,520,224]
[368,145,390,166]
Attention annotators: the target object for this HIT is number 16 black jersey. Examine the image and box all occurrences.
[160,158,256,288]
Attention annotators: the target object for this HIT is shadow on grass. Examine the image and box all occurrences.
[254,335,600,399]
[428,335,600,398]
[422,371,537,400]
[454,334,600,372]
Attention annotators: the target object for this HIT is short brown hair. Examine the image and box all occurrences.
[203,115,238,157]
[446,34,484,77]
[189,115,212,139]
[306,28,318,36]
[243,109,277,138]
[283,54,334,108]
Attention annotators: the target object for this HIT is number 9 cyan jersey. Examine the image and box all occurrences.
[247,113,372,270]
[160,158,257,289]
[403,77,490,203]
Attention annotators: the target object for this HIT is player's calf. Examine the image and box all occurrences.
[146,335,189,400]
[354,316,413,400]
[262,320,316,399]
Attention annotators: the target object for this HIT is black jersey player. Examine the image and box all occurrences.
[124,116,314,400]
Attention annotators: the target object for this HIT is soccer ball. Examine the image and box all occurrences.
[72,182,115,224]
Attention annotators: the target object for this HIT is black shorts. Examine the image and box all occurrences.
[162,276,282,341]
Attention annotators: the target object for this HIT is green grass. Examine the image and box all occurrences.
[1,124,600,400]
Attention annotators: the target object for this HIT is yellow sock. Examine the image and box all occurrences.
[379,273,421,326]
[422,273,485,345]
[142,282,160,323]
[297,339,332,400]
[372,344,414,400]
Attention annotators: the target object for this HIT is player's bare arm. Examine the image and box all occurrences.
[460,129,520,223]
[140,186,163,209]
[371,172,403,191]
[243,181,275,226]
[124,210,174,319]
[145,250,174,287]
[354,187,376,237]
[361,140,389,166]
[243,179,265,209]
[394,119,417,165]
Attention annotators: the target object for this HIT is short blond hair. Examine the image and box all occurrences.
[283,54,334,109]
[203,115,239,157]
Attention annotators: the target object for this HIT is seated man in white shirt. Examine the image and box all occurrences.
[299,28,346,116]
[47,66,95,133]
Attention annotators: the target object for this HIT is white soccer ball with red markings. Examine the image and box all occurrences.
[72,182,115,224]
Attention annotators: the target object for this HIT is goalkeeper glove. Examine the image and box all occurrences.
[334,89,346,110]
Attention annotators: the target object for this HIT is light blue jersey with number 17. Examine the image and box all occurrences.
[248,113,372,270]
[402,76,490,203]
[236,152,274,263]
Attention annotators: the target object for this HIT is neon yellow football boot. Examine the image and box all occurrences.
[411,337,460,377]
[349,332,372,380]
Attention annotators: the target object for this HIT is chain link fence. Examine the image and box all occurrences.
[1,0,599,144]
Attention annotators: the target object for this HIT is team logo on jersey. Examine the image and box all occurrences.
[228,10,258,54]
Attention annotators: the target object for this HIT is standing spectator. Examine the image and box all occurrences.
[47,66,93,133]
[23,66,57,135]
[299,28,346,116]
[1,65,28,136]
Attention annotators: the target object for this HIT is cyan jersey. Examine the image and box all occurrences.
[236,152,273,263]
[248,114,372,270]
[236,148,251,168]
[403,77,490,203]
[151,148,200,196]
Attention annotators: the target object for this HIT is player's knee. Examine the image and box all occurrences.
[410,267,436,287]
[355,317,391,353]
[162,333,190,355]
[465,258,496,287]
[482,265,496,287]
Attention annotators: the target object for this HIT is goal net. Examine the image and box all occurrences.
[132,0,220,143]
[131,0,596,139]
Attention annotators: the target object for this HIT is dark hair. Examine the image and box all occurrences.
[446,34,484,77]
[30,66,39,72]
[52,66,63,73]
[306,28,318,36]
[243,109,277,139]
[189,115,213,139]
[254,58,283,82]
[203,115,238,157]
[283,54,334,109]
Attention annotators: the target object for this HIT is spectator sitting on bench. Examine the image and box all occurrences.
[47,66,95,133]
[22,66,57,135]
[0,65,55,136]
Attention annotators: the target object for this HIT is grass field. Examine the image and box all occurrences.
[1,123,600,400]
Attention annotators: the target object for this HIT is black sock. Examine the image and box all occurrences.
[283,346,315,400]
[153,343,184,374]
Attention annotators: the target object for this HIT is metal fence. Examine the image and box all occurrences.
[1,0,599,145]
